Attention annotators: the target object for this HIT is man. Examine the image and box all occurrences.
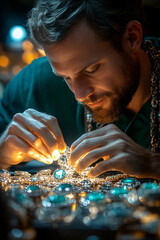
[0,0,160,179]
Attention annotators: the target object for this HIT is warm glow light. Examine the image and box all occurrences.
[34,138,41,148]
[22,51,38,64]
[16,152,24,161]
[37,48,46,56]
[22,40,33,51]
[28,149,53,164]
[52,149,61,161]
[103,155,110,160]
[72,203,76,212]
[12,65,22,75]
[66,193,74,199]
[0,55,10,68]
[75,152,89,167]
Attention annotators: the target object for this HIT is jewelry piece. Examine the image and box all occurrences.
[54,169,66,180]
[142,40,160,152]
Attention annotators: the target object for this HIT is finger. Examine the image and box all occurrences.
[69,134,120,166]
[10,122,52,159]
[75,146,110,173]
[87,153,127,178]
[70,124,121,152]
[24,109,66,152]
[8,135,53,165]
[69,136,106,166]
[14,113,60,158]
[87,158,119,178]
[70,129,105,152]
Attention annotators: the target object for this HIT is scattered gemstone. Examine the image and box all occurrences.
[27,185,40,193]
[54,169,66,180]
[87,192,104,202]
[48,195,66,204]
[110,188,128,196]
[56,183,73,192]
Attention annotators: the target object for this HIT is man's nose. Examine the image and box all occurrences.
[73,78,94,102]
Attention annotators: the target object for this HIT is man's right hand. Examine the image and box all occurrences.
[0,109,66,168]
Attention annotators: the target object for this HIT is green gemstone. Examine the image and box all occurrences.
[27,185,40,192]
[48,195,66,204]
[87,192,104,201]
[57,183,73,192]
[142,182,159,190]
[100,185,112,191]
[121,178,136,184]
[54,169,66,180]
[111,188,128,196]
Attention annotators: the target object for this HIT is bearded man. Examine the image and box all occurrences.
[0,0,160,180]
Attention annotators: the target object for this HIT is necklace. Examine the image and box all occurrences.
[85,39,160,153]
[142,40,160,152]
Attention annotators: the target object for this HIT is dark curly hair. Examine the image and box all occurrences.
[27,0,144,49]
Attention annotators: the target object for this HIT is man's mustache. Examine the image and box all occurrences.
[81,92,112,105]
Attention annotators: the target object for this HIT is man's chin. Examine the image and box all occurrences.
[85,106,120,124]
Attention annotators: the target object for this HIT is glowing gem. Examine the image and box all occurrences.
[111,188,128,196]
[141,182,159,190]
[87,192,104,202]
[56,183,73,192]
[48,195,66,204]
[54,169,66,180]
[121,178,137,184]
[27,185,40,193]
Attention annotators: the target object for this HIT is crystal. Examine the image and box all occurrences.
[54,169,66,180]
[140,182,159,190]
[87,192,105,202]
[121,178,136,184]
[56,183,74,192]
[110,187,128,196]
[48,195,66,204]
[27,185,40,193]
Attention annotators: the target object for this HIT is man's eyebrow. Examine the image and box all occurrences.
[51,60,99,77]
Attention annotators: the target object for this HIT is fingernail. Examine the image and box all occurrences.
[59,143,66,153]
[52,149,60,161]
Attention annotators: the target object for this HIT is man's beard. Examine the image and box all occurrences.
[82,55,141,124]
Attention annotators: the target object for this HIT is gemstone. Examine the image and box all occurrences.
[141,182,159,190]
[56,183,73,192]
[111,188,128,196]
[54,169,66,180]
[48,195,66,204]
[87,192,104,202]
[100,185,112,191]
[27,185,40,192]
[121,178,136,184]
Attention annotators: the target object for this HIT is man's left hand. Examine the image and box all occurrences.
[69,124,155,179]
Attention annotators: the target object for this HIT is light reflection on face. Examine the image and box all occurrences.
[45,19,140,124]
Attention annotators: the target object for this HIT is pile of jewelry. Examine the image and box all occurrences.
[1,147,160,239]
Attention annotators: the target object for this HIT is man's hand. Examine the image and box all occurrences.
[69,124,159,179]
[0,109,66,168]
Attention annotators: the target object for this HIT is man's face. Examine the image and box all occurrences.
[45,19,140,124]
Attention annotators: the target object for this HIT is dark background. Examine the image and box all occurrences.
[0,0,160,92]
[0,0,160,43]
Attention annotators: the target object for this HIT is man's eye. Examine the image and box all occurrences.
[85,64,100,74]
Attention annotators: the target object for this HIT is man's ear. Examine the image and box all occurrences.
[122,20,143,54]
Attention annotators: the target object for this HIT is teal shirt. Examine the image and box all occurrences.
[1,36,160,148]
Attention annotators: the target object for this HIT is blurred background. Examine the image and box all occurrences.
[0,0,160,98]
